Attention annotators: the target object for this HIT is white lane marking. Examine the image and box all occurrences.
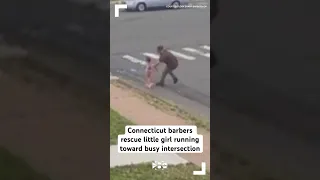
[200,45,210,51]
[168,50,196,60]
[110,73,119,80]
[182,47,210,58]
[122,55,146,66]
[142,52,159,59]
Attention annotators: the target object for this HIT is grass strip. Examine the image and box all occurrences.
[110,108,134,144]
[0,147,50,180]
[111,162,210,180]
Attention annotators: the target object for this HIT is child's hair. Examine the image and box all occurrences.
[146,56,151,63]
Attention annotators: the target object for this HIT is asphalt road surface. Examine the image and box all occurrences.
[110,3,211,115]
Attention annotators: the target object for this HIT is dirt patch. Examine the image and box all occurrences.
[111,163,210,180]
[0,52,108,179]
[110,84,211,171]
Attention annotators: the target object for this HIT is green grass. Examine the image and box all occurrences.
[0,147,50,180]
[111,162,210,180]
[110,108,134,145]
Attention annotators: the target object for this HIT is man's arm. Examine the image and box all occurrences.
[154,54,164,68]
[154,61,160,68]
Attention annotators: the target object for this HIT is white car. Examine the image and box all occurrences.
[123,0,190,12]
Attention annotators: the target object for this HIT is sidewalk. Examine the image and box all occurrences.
[109,79,212,179]
[109,80,211,171]
[110,75,191,169]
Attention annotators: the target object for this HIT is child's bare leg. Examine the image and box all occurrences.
[149,75,154,88]
[145,73,151,88]
[145,75,149,87]
[146,77,151,88]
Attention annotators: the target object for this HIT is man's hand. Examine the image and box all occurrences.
[153,65,158,72]
[154,61,160,69]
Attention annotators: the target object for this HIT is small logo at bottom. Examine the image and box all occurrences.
[152,161,167,170]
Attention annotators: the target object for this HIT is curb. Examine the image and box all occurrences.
[115,78,183,110]
[110,73,119,80]
[111,77,173,105]
[111,77,210,131]
[110,1,122,4]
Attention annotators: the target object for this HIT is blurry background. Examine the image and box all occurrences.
[211,0,320,142]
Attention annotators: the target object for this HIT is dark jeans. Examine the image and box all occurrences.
[159,66,177,84]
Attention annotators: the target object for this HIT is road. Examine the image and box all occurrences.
[110,3,211,112]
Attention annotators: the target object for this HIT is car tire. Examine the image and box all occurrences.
[136,3,147,12]
[171,1,180,9]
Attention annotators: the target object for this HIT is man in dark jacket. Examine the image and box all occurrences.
[154,45,179,86]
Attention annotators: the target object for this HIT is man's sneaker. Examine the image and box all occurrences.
[156,82,164,87]
[173,78,178,84]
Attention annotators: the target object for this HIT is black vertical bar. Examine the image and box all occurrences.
[210,0,218,176]
[0,0,110,180]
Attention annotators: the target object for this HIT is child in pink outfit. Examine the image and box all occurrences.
[145,57,157,88]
